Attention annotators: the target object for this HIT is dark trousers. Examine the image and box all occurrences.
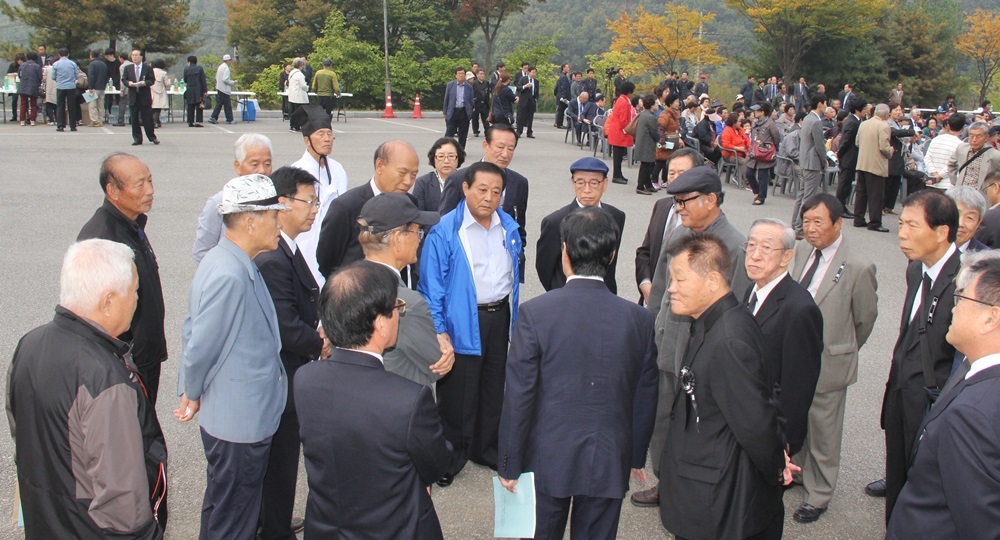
[281,96,290,119]
[8,93,17,120]
[445,108,471,150]
[212,91,233,122]
[516,98,535,136]
[199,428,272,540]
[836,167,856,210]
[676,507,783,540]
[535,492,623,540]
[882,385,925,524]
[131,103,156,143]
[289,103,303,130]
[472,105,489,135]
[318,95,336,116]
[853,171,886,228]
[638,160,655,190]
[653,159,668,184]
[885,174,902,210]
[105,93,116,119]
[436,302,510,475]
[747,167,772,200]
[187,103,204,124]
[56,88,79,129]
[612,145,628,179]
[136,362,162,406]
[260,409,300,540]
[45,102,56,123]
[555,99,568,128]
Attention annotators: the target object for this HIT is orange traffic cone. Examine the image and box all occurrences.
[381,94,396,118]
[411,94,424,119]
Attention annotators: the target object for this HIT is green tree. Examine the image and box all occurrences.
[458,0,542,70]
[226,0,332,85]
[331,0,472,61]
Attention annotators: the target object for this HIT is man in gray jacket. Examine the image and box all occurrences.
[210,54,236,124]
[793,93,830,236]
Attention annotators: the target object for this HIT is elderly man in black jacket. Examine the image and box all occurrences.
[86,50,109,127]
[77,153,167,404]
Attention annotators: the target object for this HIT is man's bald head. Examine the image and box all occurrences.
[579,91,589,102]
[373,140,420,194]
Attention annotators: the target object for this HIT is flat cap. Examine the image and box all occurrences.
[570,157,609,176]
[665,165,722,195]
[218,174,289,215]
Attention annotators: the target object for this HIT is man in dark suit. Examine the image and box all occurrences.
[121,49,158,146]
[498,208,658,540]
[634,150,700,307]
[837,84,855,111]
[536,157,625,293]
[316,140,419,281]
[792,93,828,235]
[443,66,474,149]
[869,190,961,522]
[515,66,538,138]
[657,234,792,540]
[254,167,326,539]
[182,55,207,127]
[835,98,866,218]
[439,124,529,281]
[794,77,810,111]
[554,63,571,128]
[974,171,1000,247]
[886,253,1000,540]
[742,219,824,458]
[295,261,457,539]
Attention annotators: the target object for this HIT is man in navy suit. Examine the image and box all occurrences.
[176,174,289,540]
[296,261,457,538]
[536,157,625,293]
[887,252,1000,540]
[443,66,474,149]
[498,207,658,540]
[255,167,328,539]
[742,219,824,458]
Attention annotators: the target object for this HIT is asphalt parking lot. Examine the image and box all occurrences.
[0,111,904,539]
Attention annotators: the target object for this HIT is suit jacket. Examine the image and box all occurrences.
[948,142,1000,190]
[635,198,674,304]
[743,275,824,455]
[535,200,625,294]
[182,64,207,105]
[412,171,442,213]
[439,165,529,281]
[836,114,862,170]
[295,349,456,539]
[886,365,1000,540]
[497,279,658,499]
[122,61,154,108]
[178,238,287,443]
[799,111,827,171]
[566,97,587,122]
[791,237,878,393]
[659,293,785,540]
[443,80,474,121]
[384,274,443,387]
[254,237,323,415]
[856,116,893,177]
[554,72,571,101]
[316,182,375,279]
[794,83,810,108]
[974,205,1000,248]
[964,237,990,253]
[882,249,961,429]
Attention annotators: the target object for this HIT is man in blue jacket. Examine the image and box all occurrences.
[419,161,522,487]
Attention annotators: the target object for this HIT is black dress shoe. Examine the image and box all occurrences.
[853,221,868,228]
[150,138,160,145]
[612,177,628,185]
[56,127,64,132]
[842,210,855,219]
[188,123,195,127]
[526,134,535,138]
[290,516,305,533]
[793,503,827,523]
[131,140,142,146]
[865,478,887,497]
[868,225,890,233]
[436,473,455,487]
[112,122,126,126]
[194,123,204,127]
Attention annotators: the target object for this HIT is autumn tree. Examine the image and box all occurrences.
[724,0,889,81]
[956,9,1000,103]
[608,5,723,76]
[457,0,541,71]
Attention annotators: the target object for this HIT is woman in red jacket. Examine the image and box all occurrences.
[605,80,637,184]
[720,113,750,188]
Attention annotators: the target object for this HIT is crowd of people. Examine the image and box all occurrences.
[8,55,1000,540]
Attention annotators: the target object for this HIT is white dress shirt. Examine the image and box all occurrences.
[280,231,298,255]
[459,205,514,304]
[291,150,349,286]
[800,234,843,297]
[339,348,384,366]
[967,353,1000,380]
[749,271,788,316]
[910,243,957,322]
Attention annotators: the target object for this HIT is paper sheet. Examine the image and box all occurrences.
[493,471,535,538]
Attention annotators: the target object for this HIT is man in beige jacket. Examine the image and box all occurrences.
[853,103,894,232]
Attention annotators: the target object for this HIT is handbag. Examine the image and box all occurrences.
[623,114,639,137]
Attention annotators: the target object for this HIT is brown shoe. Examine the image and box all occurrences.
[630,484,659,507]
[92,122,103,127]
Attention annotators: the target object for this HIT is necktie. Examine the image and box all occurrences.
[747,291,758,313]
[939,359,971,401]
[912,273,932,325]
[799,249,823,290]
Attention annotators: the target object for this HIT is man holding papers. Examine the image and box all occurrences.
[497,208,659,539]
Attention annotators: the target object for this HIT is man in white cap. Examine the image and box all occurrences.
[209,54,236,124]
[176,174,289,540]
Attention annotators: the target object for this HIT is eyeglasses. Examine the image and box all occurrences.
[954,288,996,308]
[435,153,459,161]
[287,196,321,208]
[398,228,425,241]
[673,193,702,208]
[572,178,605,189]
[741,242,786,256]
[394,298,407,315]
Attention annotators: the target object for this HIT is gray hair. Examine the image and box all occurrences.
[969,121,991,136]
[292,57,305,69]
[946,185,988,219]
[957,251,1000,306]
[874,103,891,119]
[234,133,273,164]
[59,239,135,312]
[357,222,407,255]
[750,218,796,250]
